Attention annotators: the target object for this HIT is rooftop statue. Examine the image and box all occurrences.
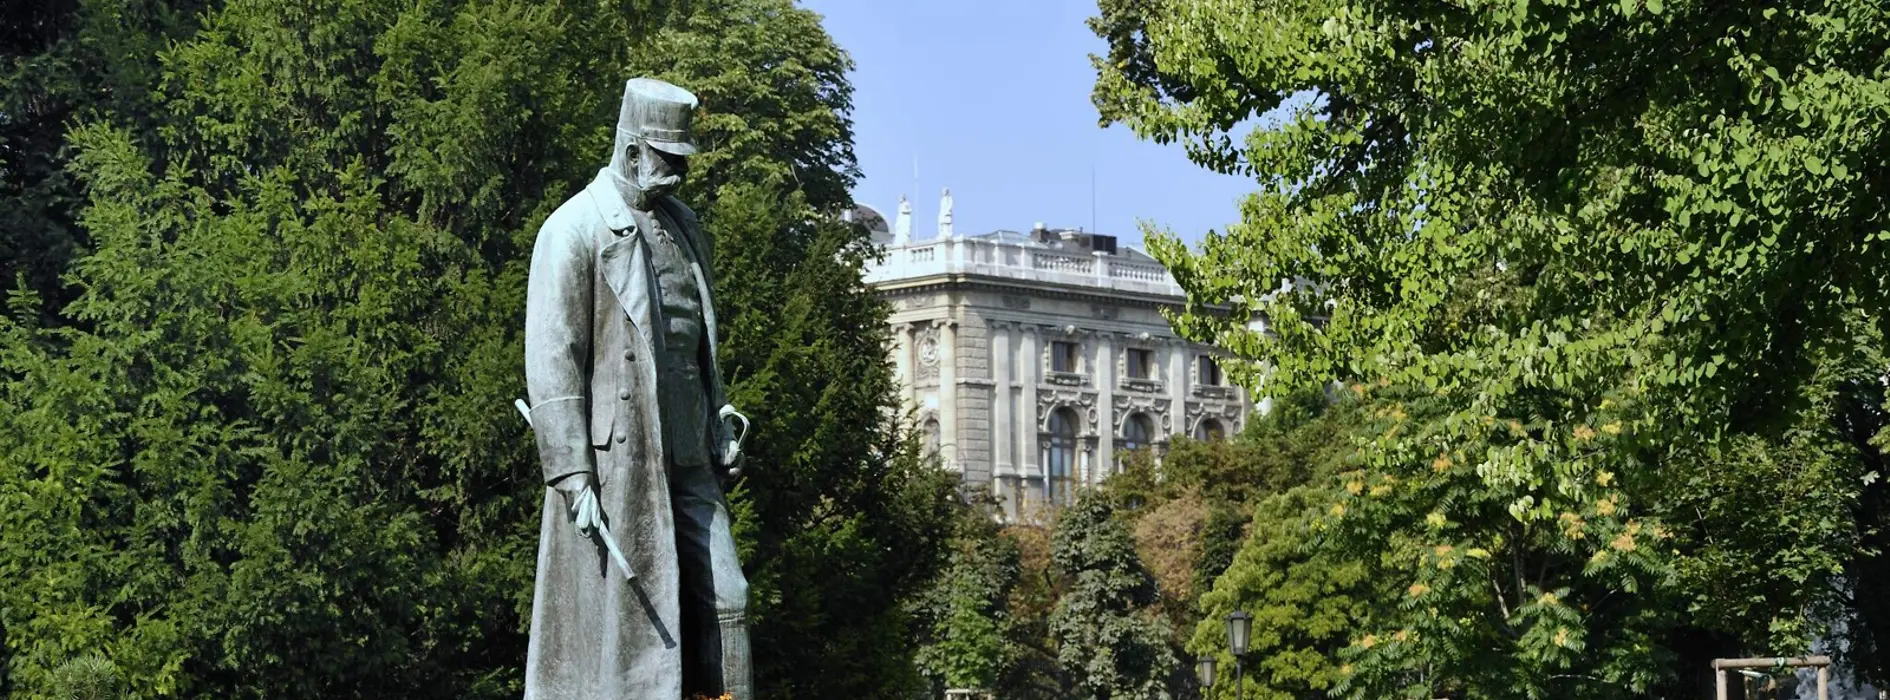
[892,194,913,246]
[938,186,954,238]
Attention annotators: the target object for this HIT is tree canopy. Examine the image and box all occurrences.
[1094,0,1890,696]
[0,0,959,698]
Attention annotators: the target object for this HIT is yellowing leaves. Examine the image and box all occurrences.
[1559,512,1588,540]
[1595,495,1618,516]
[1431,544,1458,570]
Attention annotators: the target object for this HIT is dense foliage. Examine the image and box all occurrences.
[1049,494,1178,700]
[910,507,1026,693]
[0,0,959,698]
[1105,393,1379,700]
[1094,0,1890,697]
[2,0,211,319]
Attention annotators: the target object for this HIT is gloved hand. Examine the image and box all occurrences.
[553,471,603,537]
[716,405,750,478]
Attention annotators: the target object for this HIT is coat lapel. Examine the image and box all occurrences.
[587,173,661,356]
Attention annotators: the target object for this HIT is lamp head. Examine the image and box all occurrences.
[1225,610,1253,656]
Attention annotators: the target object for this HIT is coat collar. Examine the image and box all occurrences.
[585,169,639,233]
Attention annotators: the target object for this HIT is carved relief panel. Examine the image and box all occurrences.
[914,326,941,384]
[1111,395,1173,437]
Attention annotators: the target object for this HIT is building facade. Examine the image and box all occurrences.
[858,192,1253,520]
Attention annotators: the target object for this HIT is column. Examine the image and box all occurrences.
[992,324,1013,477]
[939,320,959,473]
[1093,332,1114,481]
[1019,327,1041,492]
[1168,339,1189,439]
[892,323,912,412]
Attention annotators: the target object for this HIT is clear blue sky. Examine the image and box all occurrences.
[801,0,1257,248]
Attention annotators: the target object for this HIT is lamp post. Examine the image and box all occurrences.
[1226,611,1252,700]
[1195,656,1217,699]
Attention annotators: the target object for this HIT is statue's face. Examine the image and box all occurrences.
[635,142,688,194]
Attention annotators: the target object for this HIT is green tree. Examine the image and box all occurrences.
[1192,486,1375,700]
[911,507,1025,693]
[0,0,959,698]
[1,0,210,318]
[1092,0,1890,696]
[994,523,1070,700]
[1105,389,1368,645]
[1050,494,1178,700]
[706,181,962,700]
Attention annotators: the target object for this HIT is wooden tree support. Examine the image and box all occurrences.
[1712,655,1831,700]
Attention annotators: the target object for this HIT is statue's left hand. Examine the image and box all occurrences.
[716,404,750,477]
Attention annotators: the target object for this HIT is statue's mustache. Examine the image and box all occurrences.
[630,170,682,210]
[639,173,682,190]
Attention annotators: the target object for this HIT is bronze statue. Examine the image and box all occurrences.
[522,77,752,699]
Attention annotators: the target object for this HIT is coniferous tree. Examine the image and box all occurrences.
[0,1,960,698]
[1050,494,1177,700]
[0,0,212,319]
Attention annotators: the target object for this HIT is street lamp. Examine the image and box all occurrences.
[1195,656,1217,698]
[1225,611,1252,700]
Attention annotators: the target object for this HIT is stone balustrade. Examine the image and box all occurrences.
[867,236,1184,298]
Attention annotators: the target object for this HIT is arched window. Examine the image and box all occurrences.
[1194,418,1226,442]
[923,418,941,456]
[1122,413,1153,452]
[1047,407,1079,505]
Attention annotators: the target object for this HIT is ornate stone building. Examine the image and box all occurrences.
[857,191,1253,520]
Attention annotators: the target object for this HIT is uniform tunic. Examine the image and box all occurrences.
[648,209,710,468]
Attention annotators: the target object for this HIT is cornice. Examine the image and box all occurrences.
[873,275,1186,311]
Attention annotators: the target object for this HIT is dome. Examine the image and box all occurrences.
[846,203,893,246]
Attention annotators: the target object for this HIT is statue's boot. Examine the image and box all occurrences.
[718,612,754,698]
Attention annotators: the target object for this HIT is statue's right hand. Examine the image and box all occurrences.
[552,472,602,538]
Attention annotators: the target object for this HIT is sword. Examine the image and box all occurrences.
[516,398,638,582]
[595,518,637,582]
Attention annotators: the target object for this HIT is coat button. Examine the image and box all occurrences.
[615,433,627,444]
[624,350,635,361]
[619,389,632,400]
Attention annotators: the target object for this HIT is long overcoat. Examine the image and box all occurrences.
[522,169,731,700]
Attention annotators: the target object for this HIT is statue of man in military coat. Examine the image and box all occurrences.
[523,77,752,700]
